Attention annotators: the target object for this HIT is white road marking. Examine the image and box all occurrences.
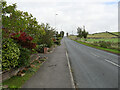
[91,52,120,67]
[104,59,120,68]
[91,52,100,57]
[66,51,76,88]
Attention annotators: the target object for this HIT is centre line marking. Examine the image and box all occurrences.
[105,59,120,68]
[91,52,100,57]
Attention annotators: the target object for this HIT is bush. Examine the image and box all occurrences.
[99,41,111,48]
[58,37,62,40]
[92,41,99,46]
[2,38,20,71]
[10,31,36,49]
[31,49,37,54]
[39,38,53,48]
[46,39,53,48]
[17,46,31,67]
[36,44,47,53]
[93,41,112,48]
[54,40,61,45]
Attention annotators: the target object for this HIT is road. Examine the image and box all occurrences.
[64,37,119,88]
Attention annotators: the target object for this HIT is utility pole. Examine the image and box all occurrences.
[83,25,85,30]
[55,13,58,29]
[61,29,62,38]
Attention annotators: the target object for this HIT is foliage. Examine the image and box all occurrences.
[10,31,36,49]
[58,37,62,40]
[69,35,119,51]
[77,26,88,40]
[96,41,111,48]
[36,44,47,53]
[17,46,31,67]
[55,31,58,38]
[31,49,37,54]
[11,31,33,42]
[92,41,112,48]
[66,32,68,37]
[54,40,60,45]
[2,1,57,49]
[3,59,43,88]
[52,38,56,42]
[77,27,82,38]
[2,1,45,44]
[39,23,55,48]
[82,29,88,39]
[2,38,20,71]
[74,40,120,54]
[60,31,64,37]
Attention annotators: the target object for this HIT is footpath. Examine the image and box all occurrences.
[22,39,74,88]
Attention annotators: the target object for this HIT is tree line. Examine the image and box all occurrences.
[77,26,88,40]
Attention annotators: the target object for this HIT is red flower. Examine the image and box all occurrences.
[10,33,16,36]
[10,31,36,49]
[20,32,26,37]
[27,36,33,41]
[52,38,56,42]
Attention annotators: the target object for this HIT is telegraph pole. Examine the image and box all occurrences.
[72,31,73,35]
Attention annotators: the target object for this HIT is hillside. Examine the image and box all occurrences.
[87,32,120,38]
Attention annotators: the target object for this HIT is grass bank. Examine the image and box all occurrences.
[73,40,120,55]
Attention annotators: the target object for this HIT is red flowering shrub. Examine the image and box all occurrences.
[52,38,56,42]
[10,31,36,49]
[22,42,36,49]
[26,36,33,41]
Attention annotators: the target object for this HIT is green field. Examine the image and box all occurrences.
[112,32,120,35]
[69,36,119,43]
[87,32,120,38]
[84,38,118,43]
[69,32,119,43]
[68,32,120,54]
[74,40,120,54]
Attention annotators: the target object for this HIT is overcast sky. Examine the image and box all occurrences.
[7,0,118,34]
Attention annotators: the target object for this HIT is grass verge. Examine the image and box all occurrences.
[74,40,120,55]
[3,59,46,88]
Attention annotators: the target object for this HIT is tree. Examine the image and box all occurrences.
[66,32,68,37]
[77,26,88,41]
[82,29,88,41]
[38,23,55,47]
[77,27,82,39]
[60,31,64,37]
[2,1,45,43]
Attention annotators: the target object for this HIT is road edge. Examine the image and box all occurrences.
[63,38,76,89]
[66,51,76,88]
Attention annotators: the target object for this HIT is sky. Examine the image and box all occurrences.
[6,0,118,35]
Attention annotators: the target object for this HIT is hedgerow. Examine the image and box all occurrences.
[2,39,20,71]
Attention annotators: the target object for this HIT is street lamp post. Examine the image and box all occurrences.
[61,25,62,37]
[55,13,58,40]
[55,13,58,29]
